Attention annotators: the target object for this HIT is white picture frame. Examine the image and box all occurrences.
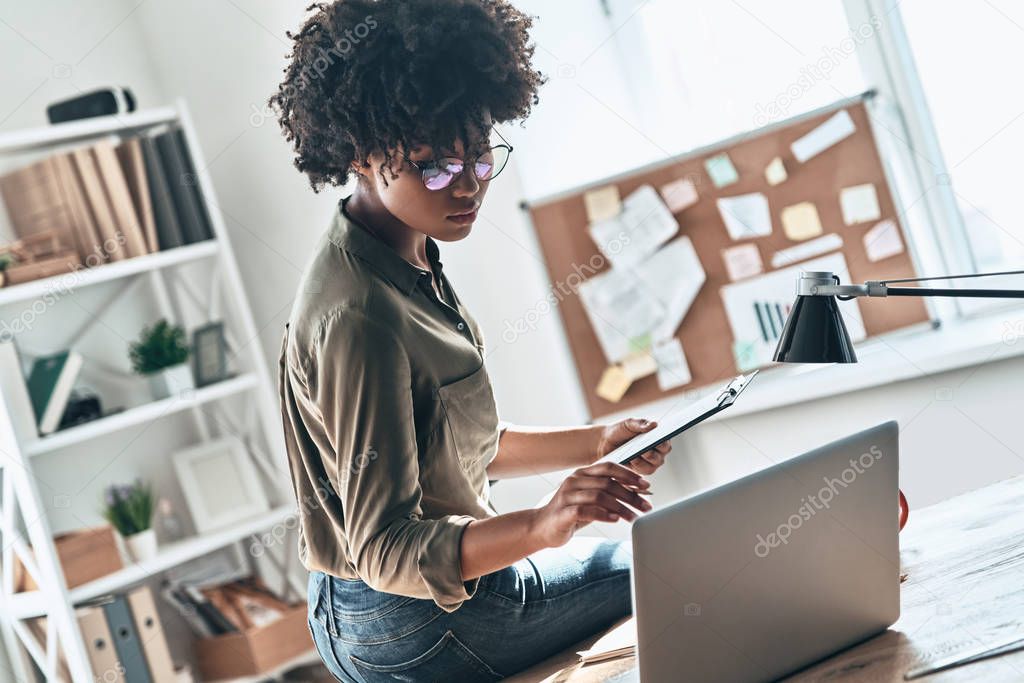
[171,436,269,534]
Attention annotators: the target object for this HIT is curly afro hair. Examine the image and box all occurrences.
[268,0,547,192]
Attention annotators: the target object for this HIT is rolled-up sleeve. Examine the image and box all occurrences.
[304,307,480,612]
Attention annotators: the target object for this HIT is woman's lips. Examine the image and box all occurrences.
[447,208,478,225]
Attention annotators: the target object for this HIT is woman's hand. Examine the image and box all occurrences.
[596,418,672,475]
[530,462,652,548]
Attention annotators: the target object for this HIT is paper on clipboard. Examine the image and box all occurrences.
[596,371,759,466]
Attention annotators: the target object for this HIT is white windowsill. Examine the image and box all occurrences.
[596,305,1024,425]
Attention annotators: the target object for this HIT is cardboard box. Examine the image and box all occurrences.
[15,525,124,592]
[196,604,313,680]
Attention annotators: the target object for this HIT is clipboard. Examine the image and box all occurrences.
[599,370,760,466]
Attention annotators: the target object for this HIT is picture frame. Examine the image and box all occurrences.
[171,436,269,534]
[191,321,229,387]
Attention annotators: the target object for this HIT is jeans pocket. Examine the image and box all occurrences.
[347,629,503,682]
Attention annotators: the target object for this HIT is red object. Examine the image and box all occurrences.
[898,488,910,532]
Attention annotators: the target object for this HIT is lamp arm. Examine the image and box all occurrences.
[797,269,1024,299]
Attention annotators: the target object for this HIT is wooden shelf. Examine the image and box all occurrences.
[7,504,296,619]
[24,373,258,457]
[0,240,219,308]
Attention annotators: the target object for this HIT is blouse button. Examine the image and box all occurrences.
[457,322,465,330]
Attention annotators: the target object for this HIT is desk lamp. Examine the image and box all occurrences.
[773,269,1024,363]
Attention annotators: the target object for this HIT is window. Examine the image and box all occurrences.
[896,0,1024,273]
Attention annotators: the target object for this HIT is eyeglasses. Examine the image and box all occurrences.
[404,128,514,191]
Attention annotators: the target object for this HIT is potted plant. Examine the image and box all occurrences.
[129,318,193,399]
[101,479,158,562]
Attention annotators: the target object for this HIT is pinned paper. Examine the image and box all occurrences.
[659,177,699,213]
[620,350,658,381]
[588,184,678,268]
[864,219,904,262]
[705,153,739,188]
[596,365,632,403]
[770,233,844,268]
[651,338,692,391]
[634,236,706,341]
[722,243,763,281]
[780,201,823,241]
[791,109,856,163]
[840,183,880,225]
[721,252,867,371]
[764,157,788,186]
[583,185,622,222]
[717,192,772,240]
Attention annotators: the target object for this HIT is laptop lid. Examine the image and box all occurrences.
[631,421,900,683]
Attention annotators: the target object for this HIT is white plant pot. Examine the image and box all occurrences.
[124,528,158,562]
[148,363,195,400]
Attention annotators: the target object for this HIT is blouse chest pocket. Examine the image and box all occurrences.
[436,362,500,473]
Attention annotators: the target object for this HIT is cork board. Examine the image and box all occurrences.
[528,95,930,420]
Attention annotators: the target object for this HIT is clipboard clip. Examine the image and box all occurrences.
[716,370,759,407]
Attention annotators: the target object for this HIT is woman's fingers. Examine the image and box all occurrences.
[566,488,642,521]
[565,473,652,512]
[579,461,650,489]
[573,504,620,524]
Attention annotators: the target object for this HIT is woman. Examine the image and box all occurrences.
[269,2,671,680]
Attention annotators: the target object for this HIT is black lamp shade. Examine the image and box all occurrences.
[773,295,857,363]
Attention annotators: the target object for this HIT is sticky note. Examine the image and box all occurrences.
[705,153,739,188]
[791,109,856,163]
[722,243,764,281]
[864,219,904,262]
[651,338,692,391]
[619,350,658,382]
[583,185,622,222]
[596,365,632,403]
[780,202,823,241]
[764,157,787,186]
[717,192,772,240]
[732,339,760,372]
[839,183,880,225]
[659,177,699,213]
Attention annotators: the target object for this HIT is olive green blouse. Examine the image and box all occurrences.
[278,195,509,613]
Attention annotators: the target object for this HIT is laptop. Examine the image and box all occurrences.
[630,421,901,682]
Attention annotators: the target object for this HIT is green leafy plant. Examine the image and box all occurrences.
[101,479,155,536]
[128,318,190,374]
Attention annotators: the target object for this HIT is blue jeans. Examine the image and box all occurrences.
[306,536,633,682]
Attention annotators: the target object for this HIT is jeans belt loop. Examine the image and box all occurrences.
[324,574,339,638]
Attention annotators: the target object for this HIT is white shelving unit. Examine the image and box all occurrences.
[0,101,303,682]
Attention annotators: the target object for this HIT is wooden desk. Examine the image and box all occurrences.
[506,474,1024,682]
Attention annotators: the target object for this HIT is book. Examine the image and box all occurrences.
[69,146,128,261]
[0,340,39,443]
[52,151,108,265]
[91,139,149,258]
[576,616,636,664]
[139,134,185,250]
[0,155,82,257]
[170,127,214,241]
[154,127,210,245]
[115,137,159,253]
[26,349,83,435]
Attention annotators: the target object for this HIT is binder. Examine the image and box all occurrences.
[597,370,760,466]
[78,605,125,683]
[99,594,153,683]
[127,585,177,682]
